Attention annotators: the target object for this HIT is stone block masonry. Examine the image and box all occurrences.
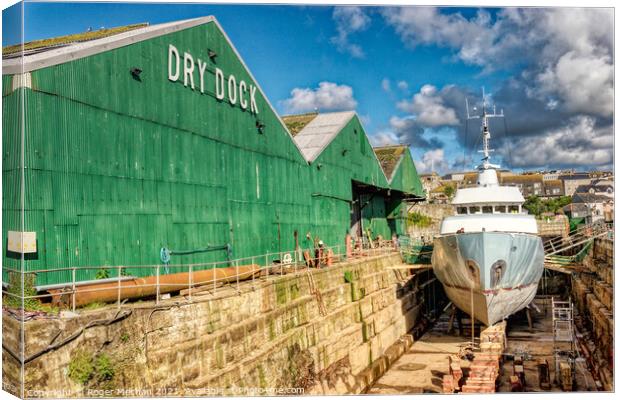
[2,253,433,397]
[571,237,613,391]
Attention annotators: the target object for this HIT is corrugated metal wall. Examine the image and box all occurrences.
[2,83,25,284]
[390,151,424,196]
[2,20,424,286]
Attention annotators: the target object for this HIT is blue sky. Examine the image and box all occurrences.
[2,2,614,174]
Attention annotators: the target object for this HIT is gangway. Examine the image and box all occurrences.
[544,221,612,256]
[543,221,612,271]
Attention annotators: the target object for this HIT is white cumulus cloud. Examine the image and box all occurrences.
[382,7,614,118]
[370,130,400,147]
[500,116,613,168]
[414,149,450,174]
[282,81,358,114]
[397,84,460,126]
[535,51,613,117]
[331,6,371,58]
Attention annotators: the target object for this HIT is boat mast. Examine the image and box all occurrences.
[466,88,503,171]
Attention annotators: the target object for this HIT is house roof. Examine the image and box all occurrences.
[575,184,613,193]
[3,17,216,74]
[431,182,455,193]
[559,173,591,181]
[572,192,613,204]
[501,174,543,184]
[373,145,408,181]
[463,172,478,184]
[281,113,318,136]
[544,179,563,187]
[292,111,356,162]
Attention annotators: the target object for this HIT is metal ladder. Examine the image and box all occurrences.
[552,298,577,389]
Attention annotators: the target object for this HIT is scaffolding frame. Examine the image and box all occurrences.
[552,297,577,388]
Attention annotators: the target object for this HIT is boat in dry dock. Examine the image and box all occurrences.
[431,94,545,326]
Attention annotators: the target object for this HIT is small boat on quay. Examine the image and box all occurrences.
[431,93,545,326]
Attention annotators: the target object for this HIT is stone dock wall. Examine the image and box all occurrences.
[406,204,453,241]
[3,253,435,397]
[571,237,613,391]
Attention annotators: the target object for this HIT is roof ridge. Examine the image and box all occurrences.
[2,22,150,56]
[3,16,215,75]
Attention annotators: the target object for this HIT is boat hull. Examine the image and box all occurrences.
[432,231,544,326]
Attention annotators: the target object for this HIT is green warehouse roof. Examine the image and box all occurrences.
[2,23,149,57]
[281,112,318,136]
[291,111,356,162]
[3,17,214,74]
[373,145,408,182]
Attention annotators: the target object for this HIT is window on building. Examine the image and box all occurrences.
[457,207,468,215]
[495,205,507,213]
[482,206,493,213]
[470,206,481,214]
[508,205,519,213]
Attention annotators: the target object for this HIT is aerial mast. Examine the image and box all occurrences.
[466,88,503,170]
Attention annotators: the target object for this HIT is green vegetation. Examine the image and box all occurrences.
[406,211,433,228]
[281,113,318,135]
[523,195,572,217]
[95,268,110,280]
[94,353,115,381]
[2,272,59,313]
[81,302,106,311]
[443,184,455,198]
[68,351,95,385]
[68,351,115,387]
[3,23,148,55]
[120,332,130,343]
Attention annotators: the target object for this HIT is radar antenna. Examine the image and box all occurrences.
[466,88,504,170]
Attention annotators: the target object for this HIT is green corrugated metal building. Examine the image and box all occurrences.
[2,16,424,286]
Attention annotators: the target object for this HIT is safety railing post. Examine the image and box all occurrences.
[236,260,240,292]
[156,265,160,305]
[265,254,269,278]
[251,257,255,284]
[117,266,121,309]
[71,267,76,313]
[188,265,193,301]
[213,264,217,293]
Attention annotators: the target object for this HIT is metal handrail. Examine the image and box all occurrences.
[2,240,399,313]
[543,221,612,252]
